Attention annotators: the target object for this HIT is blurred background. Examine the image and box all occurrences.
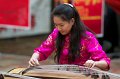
[0,0,120,75]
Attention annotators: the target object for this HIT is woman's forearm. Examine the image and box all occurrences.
[95,60,109,71]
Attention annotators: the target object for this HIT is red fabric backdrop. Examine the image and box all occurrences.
[0,0,30,29]
[73,0,104,37]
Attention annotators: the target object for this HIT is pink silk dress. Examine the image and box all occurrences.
[34,28,110,67]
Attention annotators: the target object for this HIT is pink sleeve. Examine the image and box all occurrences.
[34,28,58,61]
[86,32,110,68]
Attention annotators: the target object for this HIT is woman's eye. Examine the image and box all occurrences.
[60,25,64,27]
[54,24,57,27]
[54,24,64,28]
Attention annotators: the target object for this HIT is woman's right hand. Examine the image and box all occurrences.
[29,53,40,66]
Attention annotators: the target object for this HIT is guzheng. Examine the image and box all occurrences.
[1,65,120,79]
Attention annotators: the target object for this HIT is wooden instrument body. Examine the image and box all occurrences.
[2,65,120,79]
[5,68,91,79]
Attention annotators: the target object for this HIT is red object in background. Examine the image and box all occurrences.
[73,0,104,37]
[106,0,120,15]
[0,0,30,29]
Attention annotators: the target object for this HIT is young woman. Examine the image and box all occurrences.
[29,4,110,71]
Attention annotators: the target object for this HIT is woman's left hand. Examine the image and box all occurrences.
[84,60,96,68]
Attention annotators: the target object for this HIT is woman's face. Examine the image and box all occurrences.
[53,16,74,35]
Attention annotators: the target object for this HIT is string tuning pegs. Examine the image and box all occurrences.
[102,74,110,79]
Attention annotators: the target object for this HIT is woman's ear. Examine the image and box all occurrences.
[71,18,75,25]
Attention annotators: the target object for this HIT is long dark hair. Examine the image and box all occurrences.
[52,4,88,63]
